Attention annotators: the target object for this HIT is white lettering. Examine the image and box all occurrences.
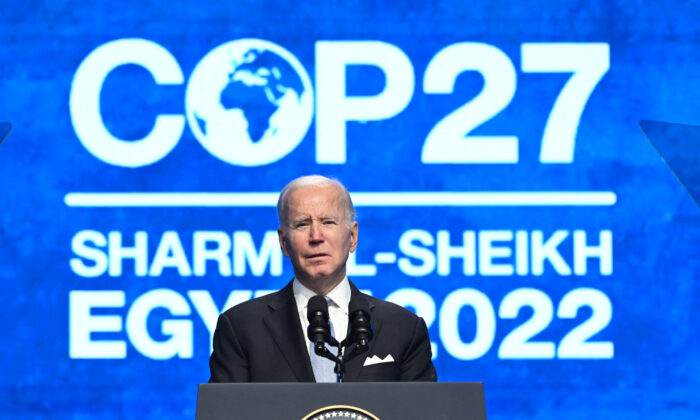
[69,38,184,167]
[515,230,529,275]
[69,291,126,359]
[193,231,232,276]
[436,230,476,276]
[531,230,571,275]
[397,229,436,276]
[439,288,495,360]
[149,231,192,276]
[70,230,108,277]
[573,230,613,275]
[315,41,414,163]
[189,290,254,353]
[108,231,148,276]
[347,251,377,276]
[233,231,282,276]
[479,230,514,276]
[126,289,193,360]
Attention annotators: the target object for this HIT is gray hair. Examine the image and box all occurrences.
[277,175,355,228]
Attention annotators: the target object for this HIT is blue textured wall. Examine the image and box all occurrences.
[0,1,698,418]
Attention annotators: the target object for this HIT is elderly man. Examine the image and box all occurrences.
[209,175,436,382]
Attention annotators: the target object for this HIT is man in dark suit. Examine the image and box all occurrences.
[209,175,436,382]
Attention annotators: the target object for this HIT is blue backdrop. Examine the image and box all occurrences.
[0,1,698,418]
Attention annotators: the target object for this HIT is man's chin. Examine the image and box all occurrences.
[297,270,344,288]
[304,264,335,278]
[307,272,335,282]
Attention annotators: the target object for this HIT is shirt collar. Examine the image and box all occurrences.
[293,277,351,316]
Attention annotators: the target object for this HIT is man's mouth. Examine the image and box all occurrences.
[307,253,329,260]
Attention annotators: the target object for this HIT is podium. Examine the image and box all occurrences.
[196,382,487,419]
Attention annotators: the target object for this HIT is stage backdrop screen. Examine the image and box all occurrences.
[0,1,698,418]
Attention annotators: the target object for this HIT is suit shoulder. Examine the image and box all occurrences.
[365,294,423,322]
[220,288,284,320]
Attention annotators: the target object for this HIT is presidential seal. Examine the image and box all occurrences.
[302,405,380,420]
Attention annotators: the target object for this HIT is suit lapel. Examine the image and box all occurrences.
[262,282,315,382]
[343,282,381,382]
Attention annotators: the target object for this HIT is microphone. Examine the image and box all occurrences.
[307,295,343,381]
[307,295,337,353]
[347,296,373,353]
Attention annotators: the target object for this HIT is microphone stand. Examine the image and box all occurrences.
[333,338,370,383]
[334,346,345,383]
[313,337,345,382]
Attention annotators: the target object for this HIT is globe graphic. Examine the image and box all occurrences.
[185,39,314,166]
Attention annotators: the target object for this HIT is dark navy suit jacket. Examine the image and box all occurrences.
[209,280,437,382]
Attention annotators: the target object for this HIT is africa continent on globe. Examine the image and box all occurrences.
[196,48,305,143]
[186,39,313,166]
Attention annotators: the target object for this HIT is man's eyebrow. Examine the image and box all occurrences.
[290,216,312,224]
[289,215,339,224]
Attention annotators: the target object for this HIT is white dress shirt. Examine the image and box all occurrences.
[293,277,351,357]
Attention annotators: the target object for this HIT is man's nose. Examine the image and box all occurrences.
[309,221,324,242]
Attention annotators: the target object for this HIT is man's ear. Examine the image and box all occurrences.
[349,221,359,252]
[278,228,291,258]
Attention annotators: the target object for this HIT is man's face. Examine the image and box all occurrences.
[278,184,358,290]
